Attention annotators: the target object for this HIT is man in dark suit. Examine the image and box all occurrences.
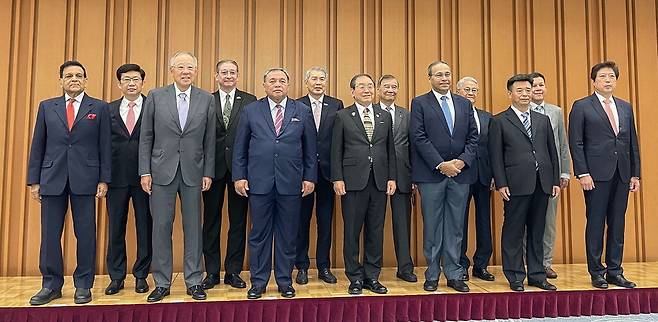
[488,74,560,292]
[295,67,343,285]
[456,76,495,282]
[105,64,152,296]
[233,68,317,299]
[331,73,396,295]
[139,51,216,302]
[568,61,640,289]
[410,61,477,293]
[376,74,416,283]
[201,59,256,290]
[27,60,112,305]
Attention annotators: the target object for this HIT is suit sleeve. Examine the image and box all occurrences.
[458,101,478,166]
[98,102,112,183]
[556,108,571,177]
[386,113,397,181]
[330,112,345,182]
[628,103,641,178]
[138,92,155,176]
[546,117,560,186]
[302,105,318,183]
[232,104,251,181]
[203,95,217,179]
[568,101,588,177]
[410,98,444,169]
[488,117,507,189]
[27,102,46,185]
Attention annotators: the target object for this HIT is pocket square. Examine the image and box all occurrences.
[291,117,300,122]
[86,113,97,120]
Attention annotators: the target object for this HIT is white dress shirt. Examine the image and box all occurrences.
[268,97,288,123]
[355,102,375,129]
[432,90,455,129]
[64,92,86,119]
[119,95,143,125]
[380,102,395,127]
[472,106,481,134]
[219,88,236,115]
[594,91,620,133]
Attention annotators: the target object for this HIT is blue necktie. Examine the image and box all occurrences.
[178,92,189,130]
[440,96,453,135]
[521,111,532,138]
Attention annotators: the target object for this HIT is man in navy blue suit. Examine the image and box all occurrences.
[410,60,478,293]
[233,68,317,299]
[27,60,112,305]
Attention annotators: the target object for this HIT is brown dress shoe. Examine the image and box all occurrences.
[544,266,558,279]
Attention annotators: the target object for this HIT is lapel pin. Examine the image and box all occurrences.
[376,113,380,118]
[351,111,356,117]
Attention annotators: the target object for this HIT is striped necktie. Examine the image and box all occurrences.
[521,111,532,138]
[363,107,374,141]
[274,104,283,136]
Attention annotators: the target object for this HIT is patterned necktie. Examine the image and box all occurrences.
[178,92,189,130]
[522,111,532,138]
[363,107,374,141]
[440,96,453,135]
[534,104,545,114]
[126,101,136,134]
[223,94,232,127]
[603,99,619,135]
[274,104,283,136]
[66,98,75,131]
[313,101,321,131]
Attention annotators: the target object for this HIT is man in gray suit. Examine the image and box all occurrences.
[139,51,216,302]
[376,74,416,283]
[529,72,571,279]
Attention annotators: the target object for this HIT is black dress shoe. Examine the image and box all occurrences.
[278,285,296,298]
[187,285,207,300]
[473,268,495,281]
[591,275,609,289]
[606,274,636,288]
[74,288,92,304]
[135,278,149,293]
[295,269,308,285]
[447,279,470,292]
[423,280,439,292]
[224,273,247,288]
[348,280,363,295]
[396,271,418,283]
[509,281,524,292]
[318,268,338,284]
[461,272,470,281]
[201,273,221,290]
[363,279,388,294]
[247,285,266,299]
[105,279,124,295]
[147,287,170,302]
[528,279,557,291]
[29,288,62,305]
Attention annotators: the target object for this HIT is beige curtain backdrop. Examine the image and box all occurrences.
[1,0,657,276]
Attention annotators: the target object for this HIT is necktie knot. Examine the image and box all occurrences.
[179,92,187,101]
[128,101,136,109]
[68,98,76,104]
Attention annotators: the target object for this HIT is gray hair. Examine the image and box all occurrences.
[456,76,478,89]
[169,51,198,67]
[304,67,328,81]
[263,67,290,82]
[427,60,450,76]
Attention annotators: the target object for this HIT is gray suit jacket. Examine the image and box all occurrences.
[139,84,216,186]
[538,103,571,178]
[378,104,411,194]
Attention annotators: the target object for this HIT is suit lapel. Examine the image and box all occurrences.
[54,97,69,129]
[130,94,147,139]
[72,95,93,129]
[182,87,200,133]
[371,107,384,141]
[320,100,330,132]
[348,105,368,141]
[214,91,225,130]
[279,99,296,135]
[166,85,183,133]
[113,100,130,137]
[229,92,243,125]
[613,97,625,134]
[589,94,616,135]
[260,99,277,135]
[504,108,532,141]
[426,92,452,136]
[394,106,402,135]
[530,111,539,139]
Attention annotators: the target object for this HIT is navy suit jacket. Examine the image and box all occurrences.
[232,97,318,195]
[27,94,112,195]
[108,95,145,188]
[409,91,478,184]
[473,108,493,186]
[568,93,640,183]
[297,94,344,181]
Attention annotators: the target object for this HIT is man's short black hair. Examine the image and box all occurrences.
[506,74,534,91]
[349,73,375,89]
[59,60,87,78]
[528,71,545,83]
[590,61,620,81]
[116,63,146,81]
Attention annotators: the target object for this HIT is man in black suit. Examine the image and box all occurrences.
[295,67,343,285]
[331,73,396,295]
[376,74,416,283]
[488,74,560,292]
[456,76,495,282]
[569,61,640,289]
[105,64,152,296]
[201,59,256,290]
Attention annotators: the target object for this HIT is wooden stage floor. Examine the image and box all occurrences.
[2,262,657,308]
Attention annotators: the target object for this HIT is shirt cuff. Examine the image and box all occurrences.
[560,173,570,180]
[577,173,590,178]
[141,174,151,177]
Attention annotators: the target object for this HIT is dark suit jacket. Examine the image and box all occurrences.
[108,95,146,188]
[488,107,559,196]
[473,108,493,187]
[232,97,317,195]
[409,91,478,184]
[27,94,112,195]
[377,104,412,194]
[297,94,344,181]
[330,104,396,191]
[568,94,640,183]
[213,89,257,180]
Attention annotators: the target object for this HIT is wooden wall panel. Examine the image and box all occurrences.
[1,0,657,276]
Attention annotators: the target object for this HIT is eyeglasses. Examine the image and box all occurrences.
[461,87,478,93]
[120,77,143,84]
[174,65,197,72]
[62,73,85,81]
[431,72,451,78]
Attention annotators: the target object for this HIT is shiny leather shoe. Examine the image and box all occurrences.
[528,279,557,291]
[295,269,308,285]
[187,285,207,300]
[447,279,470,292]
[363,279,388,294]
[461,272,470,281]
[473,268,495,281]
[396,271,418,283]
[74,288,92,304]
[318,268,338,284]
[591,275,608,289]
[201,273,221,290]
[348,280,363,295]
[224,273,247,288]
[544,266,558,279]
[278,285,296,298]
[247,285,266,299]
[147,287,170,302]
[606,274,636,288]
[135,278,149,293]
[105,279,124,295]
[423,280,439,292]
[509,281,524,292]
[29,288,62,305]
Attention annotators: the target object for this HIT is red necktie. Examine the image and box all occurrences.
[274,104,283,135]
[126,101,136,134]
[603,99,619,135]
[66,98,75,131]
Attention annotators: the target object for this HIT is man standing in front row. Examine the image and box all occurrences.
[569,61,640,289]
[488,74,559,292]
[295,67,343,285]
[331,74,397,295]
[27,60,112,305]
[233,68,317,299]
[139,51,216,302]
